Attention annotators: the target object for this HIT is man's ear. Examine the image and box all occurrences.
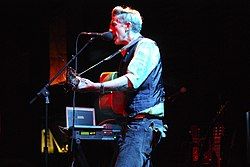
[125,22,132,30]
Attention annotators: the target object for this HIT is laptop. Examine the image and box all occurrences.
[66,107,102,129]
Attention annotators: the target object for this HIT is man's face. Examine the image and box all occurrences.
[109,16,129,45]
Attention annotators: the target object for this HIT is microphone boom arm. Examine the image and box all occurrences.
[78,48,122,76]
[30,37,96,104]
[78,36,143,76]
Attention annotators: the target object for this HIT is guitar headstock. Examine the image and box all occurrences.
[66,67,80,89]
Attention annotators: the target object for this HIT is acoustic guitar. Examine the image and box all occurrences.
[99,72,126,116]
[66,68,126,116]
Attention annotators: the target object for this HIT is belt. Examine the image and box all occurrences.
[116,114,163,123]
[130,113,162,120]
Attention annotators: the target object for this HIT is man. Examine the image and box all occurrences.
[74,6,167,167]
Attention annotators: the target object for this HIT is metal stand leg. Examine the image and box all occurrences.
[70,139,89,167]
[246,111,250,166]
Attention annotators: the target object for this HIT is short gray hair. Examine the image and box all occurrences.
[112,6,143,33]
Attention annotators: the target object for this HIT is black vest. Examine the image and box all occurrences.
[118,38,165,116]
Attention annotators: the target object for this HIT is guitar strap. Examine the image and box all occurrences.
[120,36,144,51]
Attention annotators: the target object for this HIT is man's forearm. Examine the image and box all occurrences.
[101,75,133,92]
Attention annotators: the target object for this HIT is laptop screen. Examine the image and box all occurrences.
[66,107,96,128]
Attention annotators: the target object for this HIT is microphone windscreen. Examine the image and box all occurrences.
[102,31,113,41]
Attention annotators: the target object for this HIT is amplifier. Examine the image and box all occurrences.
[73,124,121,141]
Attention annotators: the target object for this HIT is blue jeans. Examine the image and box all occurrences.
[114,119,164,167]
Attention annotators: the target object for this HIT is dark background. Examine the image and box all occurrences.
[0,0,249,167]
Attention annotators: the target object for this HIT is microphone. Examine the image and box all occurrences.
[80,31,113,41]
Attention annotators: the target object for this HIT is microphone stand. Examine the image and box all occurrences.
[29,36,96,167]
[70,33,79,167]
[77,36,143,76]
[70,33,90,167]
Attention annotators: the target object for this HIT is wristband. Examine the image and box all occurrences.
[100,83,105,94]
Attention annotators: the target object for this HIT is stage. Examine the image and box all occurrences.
[0,0,249,166]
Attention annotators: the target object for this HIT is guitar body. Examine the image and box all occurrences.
[99,72,126,116]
